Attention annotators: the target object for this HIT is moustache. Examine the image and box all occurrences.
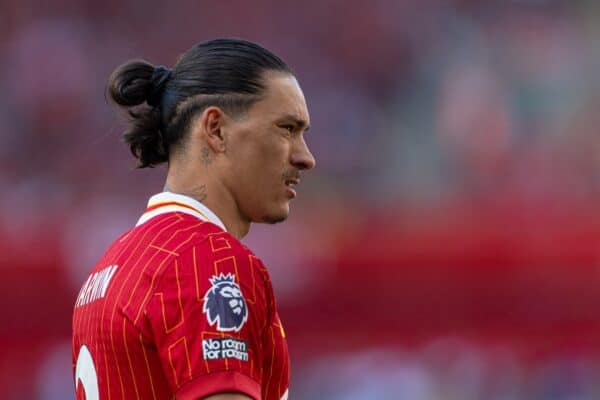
[282,170,300,181]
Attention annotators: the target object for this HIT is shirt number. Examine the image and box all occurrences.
[75,345,99,400]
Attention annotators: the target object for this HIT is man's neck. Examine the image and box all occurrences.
[163,179,250,240]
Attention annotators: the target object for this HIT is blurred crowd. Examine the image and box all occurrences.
[1,0,600,398]
[296,341,600,400]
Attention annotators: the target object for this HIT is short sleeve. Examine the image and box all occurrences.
[144,237,269,400]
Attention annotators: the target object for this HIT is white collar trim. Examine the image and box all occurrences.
[136,191,227,231]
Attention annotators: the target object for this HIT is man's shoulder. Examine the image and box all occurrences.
[127,202,261,265]
[183,228,266,273]
[128,212,225,254]
[194,230,255,257]
[129,213,271,288]
[172,226,272,292]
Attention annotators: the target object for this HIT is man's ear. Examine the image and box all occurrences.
[196,106,227,153]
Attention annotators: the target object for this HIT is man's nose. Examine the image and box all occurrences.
[291,136,316,170]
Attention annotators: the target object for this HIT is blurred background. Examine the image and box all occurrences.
[2,0,600,398]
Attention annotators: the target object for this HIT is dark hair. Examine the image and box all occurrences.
[107,38,293,168]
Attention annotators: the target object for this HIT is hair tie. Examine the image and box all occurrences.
[147,65,172,107]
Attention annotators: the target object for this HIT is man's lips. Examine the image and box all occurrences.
[284,177,299,198]
[284,177,299,187]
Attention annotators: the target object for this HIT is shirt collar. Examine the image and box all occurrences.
[136,191,227,231]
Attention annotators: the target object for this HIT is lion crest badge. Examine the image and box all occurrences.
[203,273,248,332]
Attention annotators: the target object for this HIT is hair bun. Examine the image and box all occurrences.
[107,60,169,167]
[107,60,154,107]
[147,66,172,107]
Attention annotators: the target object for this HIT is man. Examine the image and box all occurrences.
[72,38,315,400]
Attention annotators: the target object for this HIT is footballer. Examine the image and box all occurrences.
[72,38,315,400]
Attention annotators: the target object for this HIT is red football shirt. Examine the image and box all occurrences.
[72,192,290,400]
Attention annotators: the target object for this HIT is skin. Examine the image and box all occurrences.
[165,70,316,240]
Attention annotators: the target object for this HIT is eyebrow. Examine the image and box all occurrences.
[280,114,310,131]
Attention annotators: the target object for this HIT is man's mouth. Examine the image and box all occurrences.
[284,177,299,199]
[284,178,299,188]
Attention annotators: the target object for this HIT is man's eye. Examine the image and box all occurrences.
[280,125,294,133]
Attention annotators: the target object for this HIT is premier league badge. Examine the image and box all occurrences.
[203,273,248,332]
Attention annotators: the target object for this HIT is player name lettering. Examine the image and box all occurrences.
[202,337,248,362]
[75,265,118,307]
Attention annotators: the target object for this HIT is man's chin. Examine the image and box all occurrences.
[261,212,288,224]
[258,206,290,225]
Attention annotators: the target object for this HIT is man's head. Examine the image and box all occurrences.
[195,70,314,224]
[108,38,315,225]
